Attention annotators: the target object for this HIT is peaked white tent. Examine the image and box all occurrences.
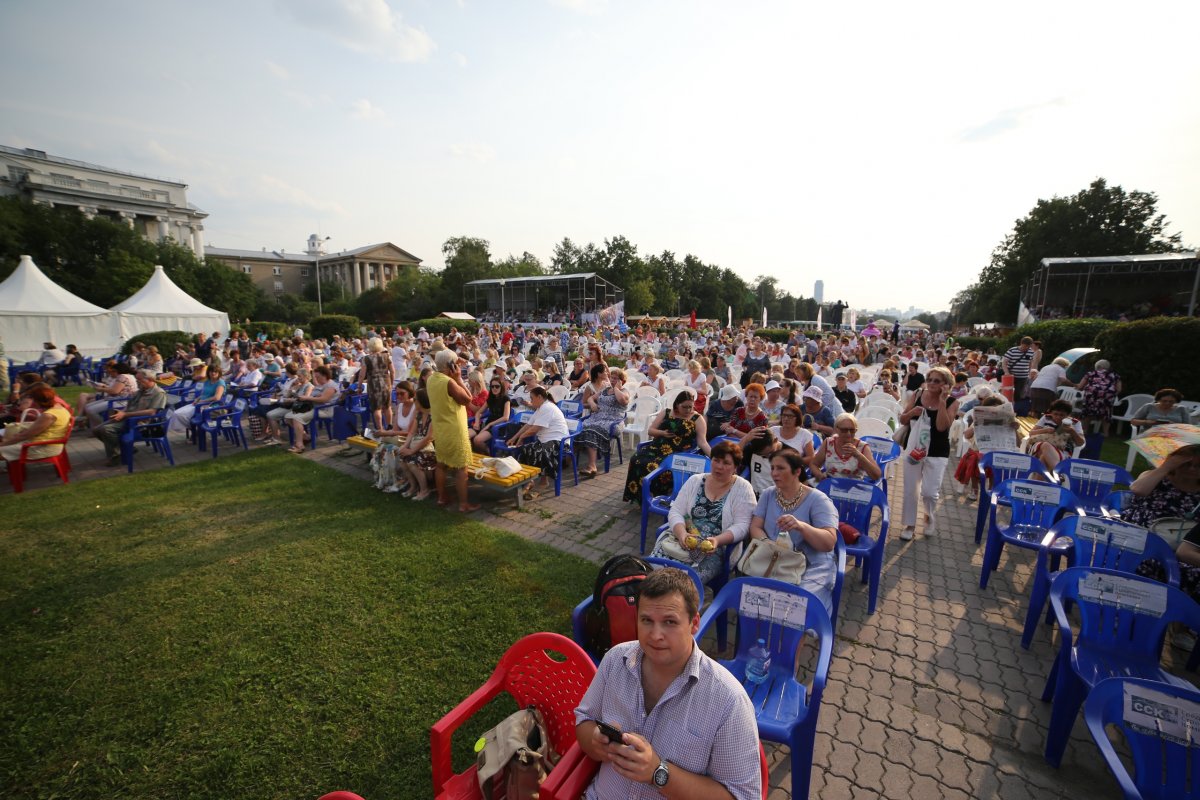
[0,255,122,360]
[112,265,229,343]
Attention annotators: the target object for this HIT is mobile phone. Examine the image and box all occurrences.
[595,721,624,744]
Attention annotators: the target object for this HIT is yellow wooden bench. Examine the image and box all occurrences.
[345,436,543,508]
[1016,416,1039,441]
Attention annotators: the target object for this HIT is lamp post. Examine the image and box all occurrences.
[314,235,331,316]
[499,278,506,323]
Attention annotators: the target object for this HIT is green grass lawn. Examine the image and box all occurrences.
[1,450,597,799]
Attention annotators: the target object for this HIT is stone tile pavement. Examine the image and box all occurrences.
[9,429,1193,799]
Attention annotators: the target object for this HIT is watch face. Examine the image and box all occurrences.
[653,763,669,787]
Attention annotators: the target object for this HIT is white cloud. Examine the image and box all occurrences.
[265,60,291,80]
[257,174,347,215]
[277,0,436,62]
[145,139,189,169]
[351,98,386,121]
[449,143,496,163]
[958,98,1067,143]
[547,0,607,14]
[453,51,468,68]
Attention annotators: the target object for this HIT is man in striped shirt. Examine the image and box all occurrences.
[574,568,761,799]
[1004,336,1035,414]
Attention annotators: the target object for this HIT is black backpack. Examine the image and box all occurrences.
[583,554,653,659]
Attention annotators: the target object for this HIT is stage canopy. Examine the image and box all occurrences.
[1019,252,1199,324]
[0,255,121,360]
[462,272,623,321]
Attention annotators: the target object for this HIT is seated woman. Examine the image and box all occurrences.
[505,386,571,500]
[770,403,816,461]
[1122,444,1200,528]
[685,359,709,413]
[79,362,138,429]
[142,345,164,376]
[465,371,489,418]
[645,361,668,396]
[652,440,757,585]
[260,364,308,445]
[397,387,437,500]
[623,388,711,504]
[809,412,882,484]
[1025,399,1085,472]
[748,449,840,614]
[1130,388,1190,431]
[168,365,226,434]
[720,382,767,437]
[0,385,71,467]
[470,376,511,454]
[543,359,564,387]
[283,365,339,453]
[576,367,629,477]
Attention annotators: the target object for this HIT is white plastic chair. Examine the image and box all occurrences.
[664,369,686,383]
[1111,393,1154,436]
[859,405,898,430]
[623,396,661,449]
[1056,387,1083,412]
[967,377,985,388]
[856,418,892,439]
[636,385,661,401]
[548,385,569,403]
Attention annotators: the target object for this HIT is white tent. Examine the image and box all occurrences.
[0,255,122,360]
[112,265,229,343]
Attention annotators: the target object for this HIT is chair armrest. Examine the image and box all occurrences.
[429,674,507,794]
[570,598,592,658]
[541,742,599,800]
[640,462,670,501]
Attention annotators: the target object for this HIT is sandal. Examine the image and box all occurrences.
[287,446,305,454]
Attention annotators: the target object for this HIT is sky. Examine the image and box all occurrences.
[2,0,1198,314]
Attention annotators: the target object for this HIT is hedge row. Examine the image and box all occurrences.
[230,321,295,340]
[999,318,1117,357]
[120,331,193,357]
[403,318,481,335]
[310,315,363,341]
[1095,317,1200,399]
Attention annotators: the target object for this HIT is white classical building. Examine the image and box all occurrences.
[206,235,422,299]
[0,144,208,253]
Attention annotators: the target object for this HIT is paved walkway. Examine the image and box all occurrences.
[8,430,1192,799]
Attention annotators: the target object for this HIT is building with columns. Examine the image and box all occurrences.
[206,235,422,298]
[0,144,208,254]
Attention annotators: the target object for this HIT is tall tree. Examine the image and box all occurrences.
[438,236,492,310]
[956,179,1183,323]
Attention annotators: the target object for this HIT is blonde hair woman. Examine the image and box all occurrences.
[897,365,959,540]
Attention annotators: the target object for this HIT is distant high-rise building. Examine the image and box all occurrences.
[813,280,824,305]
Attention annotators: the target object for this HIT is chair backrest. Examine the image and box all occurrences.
[818,478,888,534]
[1084,677,1200,800]
[548,384,569,402]
[1050,566,1197,658]
[1181,399,1200,423]
[859,406,896,426]
[1101,488,1135,517]
[664,453,711,496]
[856,418,892,439]
[636,385,661,400]
[995,479,1080,529]
[563,418,582,437]
[699,577,833,691]
[860,435,900,468]
[1056,386,1083,411]
[559,399,584,419]
[1045,516,1181,586]
[979,451,1051,490]
[1113,393,1155,420]
[1055,458,1134,513]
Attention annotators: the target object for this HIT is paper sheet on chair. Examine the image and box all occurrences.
[1075,518,1147,553]
[828,484,873,504]
[738,586,808,630]
[1068,462,1116,483]
[1011,482,1062,505]
[1124,683,1200,745]
[1077,573,1167,617]
[990,452,1029,470]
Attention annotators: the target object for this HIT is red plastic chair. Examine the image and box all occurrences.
[317,793,366,800]
[7,417,74,493]
[541,739,771,799]
[430,632,596,800]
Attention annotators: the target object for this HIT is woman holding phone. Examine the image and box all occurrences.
[897,365,959,541]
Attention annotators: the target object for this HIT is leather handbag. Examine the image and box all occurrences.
[656,530,698,564]
[735,535,808,582]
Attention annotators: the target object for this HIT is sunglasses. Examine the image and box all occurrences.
[836,426,857,433]
[490,383,503,388]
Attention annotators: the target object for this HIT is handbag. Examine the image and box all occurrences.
[655,529,698,564]
[476,456,522,478]
[475,706,558,800]
[735,535,808,582]
[292,400,314,414]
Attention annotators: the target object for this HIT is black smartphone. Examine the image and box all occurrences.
[595,721,624,744]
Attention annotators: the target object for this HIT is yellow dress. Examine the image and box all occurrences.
[427,371,470,468]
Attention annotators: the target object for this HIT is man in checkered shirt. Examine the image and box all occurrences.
[574,568,761,799]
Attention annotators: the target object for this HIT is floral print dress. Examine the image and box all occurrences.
[623,413,700,504]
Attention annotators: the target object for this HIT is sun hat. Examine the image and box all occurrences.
[764,380,781,392]
[803,386,824,402]
[719,385,741,402]
[187,358,204,367]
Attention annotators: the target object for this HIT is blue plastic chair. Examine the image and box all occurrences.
[859,435,899,496]
[980,479,1082,590]
[818,478,890,615]
[1100,489,1136,519]
[119,408,175,472]
[638,452,712,552]
[570,557,705,664]
[558,399,584,419]
[197,398,249,458]
[1055,458,1135,516]
[1084,677,1200,799]
[286,398,340,450]
[1041,566,1200,767]
[696,577,834,800]
[487,411,531,456]
[490,414,580,496]
[1020,516,1180,649]
[973,451,1055,543]
[600,419,624,473]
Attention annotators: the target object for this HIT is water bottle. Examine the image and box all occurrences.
[746,638,771,685]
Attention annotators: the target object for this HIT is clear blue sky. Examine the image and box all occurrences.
[2,0,1197,313]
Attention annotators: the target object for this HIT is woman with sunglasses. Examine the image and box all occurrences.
[897,365,959,540]
[809,412,882,484]
[576,368,630,478]
[470,376,512,454]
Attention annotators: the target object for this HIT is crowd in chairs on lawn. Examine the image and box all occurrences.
[5,319,1200,799]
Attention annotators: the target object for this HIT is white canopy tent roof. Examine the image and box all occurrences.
[112,265,229,343]
[0,255,122,360]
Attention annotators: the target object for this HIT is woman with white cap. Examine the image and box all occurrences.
[705,384,742,442]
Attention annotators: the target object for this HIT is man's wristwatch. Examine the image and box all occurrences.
[652,758,670,788]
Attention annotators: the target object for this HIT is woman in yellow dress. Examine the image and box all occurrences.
[428,349,479,512]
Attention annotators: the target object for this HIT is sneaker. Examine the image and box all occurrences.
[1174,630,1198,652]
[967,488,979,502]
[899,527,915,541]
[924,520,938,537]
[382,485,401,493]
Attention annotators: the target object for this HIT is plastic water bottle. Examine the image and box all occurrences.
[746,638,771,685]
